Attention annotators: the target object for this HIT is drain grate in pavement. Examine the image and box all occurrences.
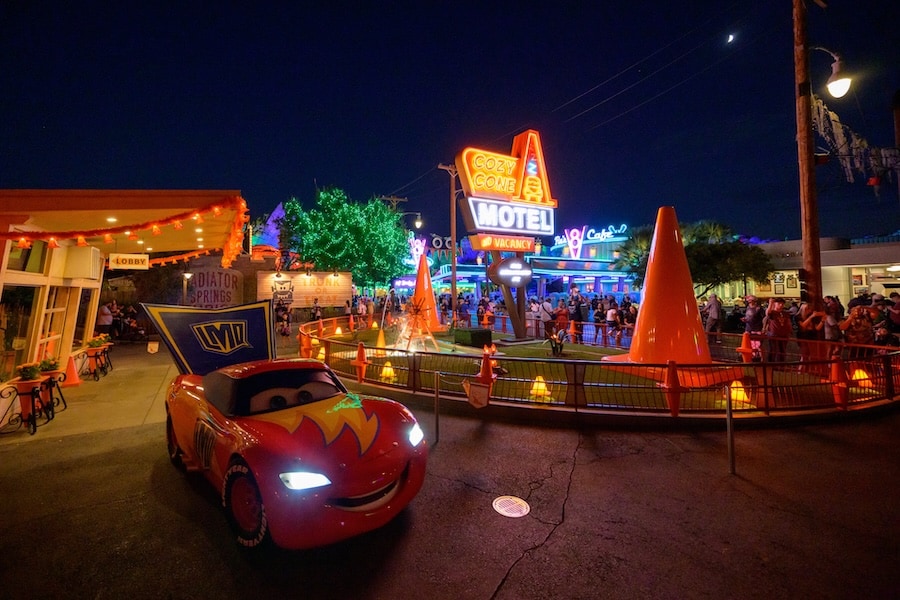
[492,495,530,518]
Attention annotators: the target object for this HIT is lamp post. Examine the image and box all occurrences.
[792,0,851,312]
[182,272,193,305]
[438,163,459,325]
[398,212,423,229]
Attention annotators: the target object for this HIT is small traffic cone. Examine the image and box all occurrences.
[350,342,369,383]
[348,313,355,332]
[831,358,849,410]
[736,332,755,363]
[376,328,387,357]
[476,347,496,385]
[298,332,313,358]
[61,355,82,387]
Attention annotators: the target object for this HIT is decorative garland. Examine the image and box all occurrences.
[6,196,249,268]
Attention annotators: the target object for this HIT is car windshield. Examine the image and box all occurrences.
[204,367,348,416]
[243,369,346,415]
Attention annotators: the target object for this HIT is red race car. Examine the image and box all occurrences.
[165,358,428,550]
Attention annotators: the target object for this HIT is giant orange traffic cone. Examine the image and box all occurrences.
[61,355,82,387]
[411,253,443,332]
[605,206,710,365]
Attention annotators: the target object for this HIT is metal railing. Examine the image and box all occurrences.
[298,316,900,420]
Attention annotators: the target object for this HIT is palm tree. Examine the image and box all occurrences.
[611,225,654,288]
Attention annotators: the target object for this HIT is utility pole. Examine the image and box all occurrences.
[437,163,459,326]
[793,0,824,312]
[376,195,408,210]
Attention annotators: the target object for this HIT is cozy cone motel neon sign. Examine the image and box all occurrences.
[455,129,556,339]
[456,129,557,238]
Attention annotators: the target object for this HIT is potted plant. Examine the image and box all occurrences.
[87,336,106,348]
[39,357,60,373]
[15,362,41,381]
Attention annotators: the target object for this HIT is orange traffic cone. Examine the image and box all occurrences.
[350,342,369,383]
[61,355,83,387]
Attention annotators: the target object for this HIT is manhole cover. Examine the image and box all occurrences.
[492,495,530,518]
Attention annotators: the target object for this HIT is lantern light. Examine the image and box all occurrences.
[16,237,30,249]
[151,224,162,236]
[77,236,88,247]
[104,233,114,244]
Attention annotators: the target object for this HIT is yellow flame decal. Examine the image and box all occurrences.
[250,393,380,455]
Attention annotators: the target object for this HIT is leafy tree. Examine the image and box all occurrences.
[610,225,654,288]
[278,187,410,288]
[613,221,773,296]
[685,240,773,299]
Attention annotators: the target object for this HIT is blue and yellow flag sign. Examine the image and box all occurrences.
[141,300,275,375]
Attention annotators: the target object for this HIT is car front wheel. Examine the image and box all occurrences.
[166,416,184,469]
[223,461,269,548]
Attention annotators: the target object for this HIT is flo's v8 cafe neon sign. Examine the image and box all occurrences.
[456,130,556,237]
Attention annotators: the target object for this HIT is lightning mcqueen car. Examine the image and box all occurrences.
[165,358,428,550]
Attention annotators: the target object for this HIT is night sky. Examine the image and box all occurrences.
[2,2,898,242]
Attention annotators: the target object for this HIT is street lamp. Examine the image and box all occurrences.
[792,0,852,312]
[182,272,193,304]
[812,46,852,99]
[398,211,423,229]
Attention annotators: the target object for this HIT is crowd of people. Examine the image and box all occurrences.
[274,286,900,361]
[728,290,900,362]
[96,300,147,341]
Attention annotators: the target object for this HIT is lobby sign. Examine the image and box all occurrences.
[456,130,557,238]
[108,253,150,270]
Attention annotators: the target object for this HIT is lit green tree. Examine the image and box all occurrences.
[278,187,410,288]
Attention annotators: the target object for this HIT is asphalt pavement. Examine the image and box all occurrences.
[0,341,898,599]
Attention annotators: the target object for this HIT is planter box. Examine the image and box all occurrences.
[454,328,492,348]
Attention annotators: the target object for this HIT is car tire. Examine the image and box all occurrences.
[223,461,269,548]
[166,416,184,470]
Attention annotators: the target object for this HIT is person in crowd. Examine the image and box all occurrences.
[620,304,637,340]
[868,294,888,331]
[764,297,793,362]
[885,292,900,333]
[555,299,569,336]
[311,297,323,321]
[277,304,292,347]
[702,293,723,344]
[605,301,621,345]
[97,301,116,336]
[823,296,844,356]
[741,295,765,361]
[567,288,585,344]
[357,296,368,328]
[539,296,555,339]
[457,297,470,327]
[874,325,900,351]
[795,301,826,366]
[839,305,875,359]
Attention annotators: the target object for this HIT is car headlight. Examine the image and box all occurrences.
[408,422,425,447]
[279,471,332,491]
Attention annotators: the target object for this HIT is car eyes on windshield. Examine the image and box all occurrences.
[249,387,310,414]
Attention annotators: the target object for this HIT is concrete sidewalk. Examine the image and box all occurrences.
[0,337,306,445]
